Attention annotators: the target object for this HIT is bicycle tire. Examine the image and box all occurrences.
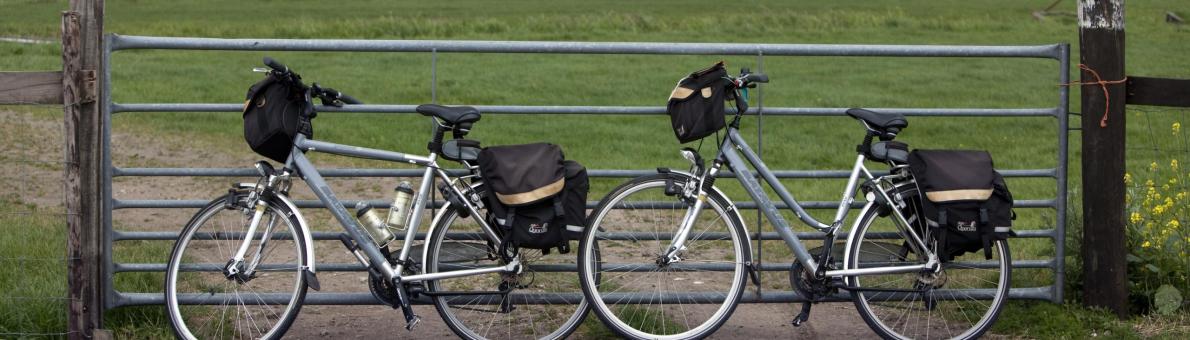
[579,173,749,340]
[846,206,1011,340]
[165,193,309,340]
[425,203,590,340]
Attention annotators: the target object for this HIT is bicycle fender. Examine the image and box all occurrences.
[841,201,878,271]
[272,192,318,275]
[420,200,456,272]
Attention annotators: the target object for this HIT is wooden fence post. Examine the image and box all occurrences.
[65,0,105,338]
[1078,0,1129,318]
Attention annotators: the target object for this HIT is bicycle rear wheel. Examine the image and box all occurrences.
[846,208,1010,340]
[579,173,748,340]
[425,205,589,340]
[165,194,308,340]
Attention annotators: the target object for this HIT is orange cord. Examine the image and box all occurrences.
[1061,64,1128,128]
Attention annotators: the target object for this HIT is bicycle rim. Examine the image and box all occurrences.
[166,196,307,340]
[847,210,1010,340]
[426,207,589,340]
[580,175,747,340]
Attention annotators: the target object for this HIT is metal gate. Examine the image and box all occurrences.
[101,35,1070,309]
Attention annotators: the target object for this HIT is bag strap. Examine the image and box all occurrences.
[503,206,516,229]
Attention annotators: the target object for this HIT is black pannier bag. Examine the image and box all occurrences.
[243,74,311,163]
[909,150,1015,261]
[667,62,730,143]
[478,143,589,254]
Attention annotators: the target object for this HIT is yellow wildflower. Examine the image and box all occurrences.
[1151,161,1160,171]
[1146,179,1156,188]
[1168,219,1180,228]
[1124,173,1133,184]
[1130,212,1143,224]
[1174,122,1181,135]
[1154,205,1167,215]
[1173,159,1180,171]
[1143,240,1152,248]
[1178,192,1188,200]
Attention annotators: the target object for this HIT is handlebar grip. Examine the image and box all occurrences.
[263,57,288,73]
[748,73,769,83]
[338,94,363,105]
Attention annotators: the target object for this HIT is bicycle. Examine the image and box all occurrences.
[577,67,1011,339]
[164,57,589,340]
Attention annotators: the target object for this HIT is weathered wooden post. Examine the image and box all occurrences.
[1078,0,1129,318]
[64,0,105,338]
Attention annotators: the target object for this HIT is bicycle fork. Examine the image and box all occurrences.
[661,149,722,265]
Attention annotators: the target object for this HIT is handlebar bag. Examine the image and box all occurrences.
[243,74,311,163]
[667,62,730,143]
[909,150,1014,261]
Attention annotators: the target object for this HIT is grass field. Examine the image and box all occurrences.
[2,0,1189,337]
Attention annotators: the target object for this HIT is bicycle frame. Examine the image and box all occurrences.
[269,134,513,284]
[676,126,937,278]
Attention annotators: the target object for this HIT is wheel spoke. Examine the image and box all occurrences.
[848,201,1010,340]
[167,196,306,339]
[579,176,746,339]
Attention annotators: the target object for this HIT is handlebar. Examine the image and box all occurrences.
[727,68,769,115]
[315,86,364,105]
[338,93,363,105]
[260,57,363,106]
[262,57,288,74]
[744,73,769,84]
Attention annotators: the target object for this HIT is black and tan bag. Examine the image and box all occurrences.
[478,143,589,254]
[667,62,730,143]
[242,74,311,163]
[909,150,1015,261]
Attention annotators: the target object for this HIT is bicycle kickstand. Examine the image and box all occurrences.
[791,301,812,327]
[393,279,422,331]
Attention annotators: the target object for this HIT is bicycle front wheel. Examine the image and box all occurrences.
[847,208,1011,340]
[425,204,589,340]
[165,194,308,340]
[579,173,749,340]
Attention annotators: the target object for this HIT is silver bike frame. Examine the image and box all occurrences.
[273,134,511,283]
[671,127,937,278]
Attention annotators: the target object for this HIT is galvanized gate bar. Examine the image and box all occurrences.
[113,167,1056,178]
[113,286,1056,308]
[110,35,1063,59]
[111,103,1058,117]
[101,35,1070,309]
[112,229,1057,242]
[110,198,1058,209]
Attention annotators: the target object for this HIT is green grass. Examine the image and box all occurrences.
[0,200,175,337]
[2,0,1190,336]
[0,202,69,335]
[994,301,1190,339]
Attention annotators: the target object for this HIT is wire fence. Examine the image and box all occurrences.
[0,107,78,338]
[1121,104,1190,311]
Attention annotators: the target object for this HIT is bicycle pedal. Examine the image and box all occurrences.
[404,315,421,331]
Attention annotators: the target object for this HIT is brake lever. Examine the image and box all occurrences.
[252,67,269,73]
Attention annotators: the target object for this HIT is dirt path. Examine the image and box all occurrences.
[0,108,899,338]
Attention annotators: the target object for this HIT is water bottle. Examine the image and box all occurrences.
[387,181,415,230]
[355,201,394,246]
